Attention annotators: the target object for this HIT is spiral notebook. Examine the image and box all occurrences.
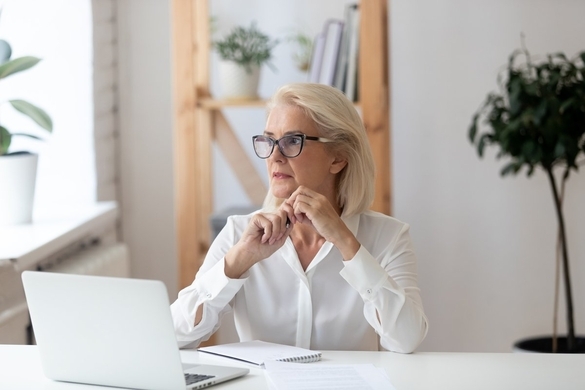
[198,340,322,366]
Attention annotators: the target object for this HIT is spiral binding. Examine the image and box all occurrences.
[277,352,322,363]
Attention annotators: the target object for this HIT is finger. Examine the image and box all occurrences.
[273,210,291,242]
[261,212,289,244]
[280,201,296,227]
[292,194,313,222]
[253,214,273,244]
[292,194,333,229]
[292,194,305,222]
[291,201,308,225]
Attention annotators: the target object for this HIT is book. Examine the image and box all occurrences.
[318,19,344,86]
[308,32,326,83]
[344,4,360,101]
[198,340,322,366]
[333,3,355,91]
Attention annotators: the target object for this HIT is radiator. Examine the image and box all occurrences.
[0,243,130,344]
[44,243,130,277]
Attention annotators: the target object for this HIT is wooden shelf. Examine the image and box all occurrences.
[197,98,267,109]
[198,98,361,110]
[171,0,390,292]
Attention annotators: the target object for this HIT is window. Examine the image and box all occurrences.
[0,0,95,210]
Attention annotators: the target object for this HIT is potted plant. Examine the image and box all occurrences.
[0,36,52,225]
[469,46,585,353]
[214,21,278,100]
[286,30,313,73]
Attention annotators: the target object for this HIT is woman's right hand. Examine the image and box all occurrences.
[223,210,292,278]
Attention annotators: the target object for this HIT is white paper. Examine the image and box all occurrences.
[264,361,395,390]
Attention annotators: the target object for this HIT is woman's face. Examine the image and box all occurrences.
[263,104,345,202]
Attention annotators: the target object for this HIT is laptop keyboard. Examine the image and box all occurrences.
[185,373,215,385]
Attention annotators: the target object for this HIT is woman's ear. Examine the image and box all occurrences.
[330,156,347,174]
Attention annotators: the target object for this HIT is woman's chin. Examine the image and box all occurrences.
[271,187,295,199]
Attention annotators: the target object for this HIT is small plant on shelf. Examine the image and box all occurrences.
[286,30,313,73]
[214,21,279,74]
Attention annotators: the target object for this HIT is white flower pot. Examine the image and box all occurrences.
[218,60,260,100]
[0,153,38,225]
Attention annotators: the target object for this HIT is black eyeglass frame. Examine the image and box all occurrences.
[252,134,334,159]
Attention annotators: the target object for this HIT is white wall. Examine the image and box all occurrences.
[116,0,178,298]
[115,0,585,351]
[391,0,585,351]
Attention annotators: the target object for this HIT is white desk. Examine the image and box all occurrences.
[0,345,583,389]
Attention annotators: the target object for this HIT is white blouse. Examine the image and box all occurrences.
[171,210,428,353]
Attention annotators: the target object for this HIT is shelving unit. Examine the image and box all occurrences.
[171,0,390,290]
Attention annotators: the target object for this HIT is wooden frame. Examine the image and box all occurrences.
[171,0,390,292]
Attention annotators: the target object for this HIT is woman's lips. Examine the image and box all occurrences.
[273,172,291,179]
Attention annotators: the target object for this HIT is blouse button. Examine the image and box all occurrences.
[366,289,372,294]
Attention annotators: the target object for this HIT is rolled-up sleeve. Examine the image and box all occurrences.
[171,258,247,348]
[339,223,428,353]
[171,215,250,348]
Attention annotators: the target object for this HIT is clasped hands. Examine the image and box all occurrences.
[223,186,359,279]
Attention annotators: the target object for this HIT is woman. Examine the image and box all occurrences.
[171,83,428,353]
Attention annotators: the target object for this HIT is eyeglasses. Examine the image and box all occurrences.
[252,134,334,159]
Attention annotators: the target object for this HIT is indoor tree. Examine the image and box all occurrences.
[469,46,585,353]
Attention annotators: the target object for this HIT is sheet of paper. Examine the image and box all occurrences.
[264,361,395,390]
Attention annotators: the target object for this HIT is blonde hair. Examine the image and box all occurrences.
[262,83,375,216]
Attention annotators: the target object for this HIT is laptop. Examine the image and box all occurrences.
[21,271,249,390]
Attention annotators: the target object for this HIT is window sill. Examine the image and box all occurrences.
[0,201,118,271]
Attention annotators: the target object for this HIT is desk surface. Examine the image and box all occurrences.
[0,344,584,390]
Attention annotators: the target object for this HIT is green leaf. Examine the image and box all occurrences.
[500,162,518,176]
[559,98,574,114]
[469,113,479,142]
[9,100,53,132]
[477,134,490,157]
[10,132,44,140]
[501,160,524,176]
[533,100,547,125]
[0,39,12,63]
[521,140,536,161]
[0,126,11,155]
[554,141,566,159]
[0,56,41,79]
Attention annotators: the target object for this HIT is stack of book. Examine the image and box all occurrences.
[308,3,360,101]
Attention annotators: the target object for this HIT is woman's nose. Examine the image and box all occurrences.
[269,142,286,162]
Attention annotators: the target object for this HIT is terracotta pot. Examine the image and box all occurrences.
[0,152,38,225]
